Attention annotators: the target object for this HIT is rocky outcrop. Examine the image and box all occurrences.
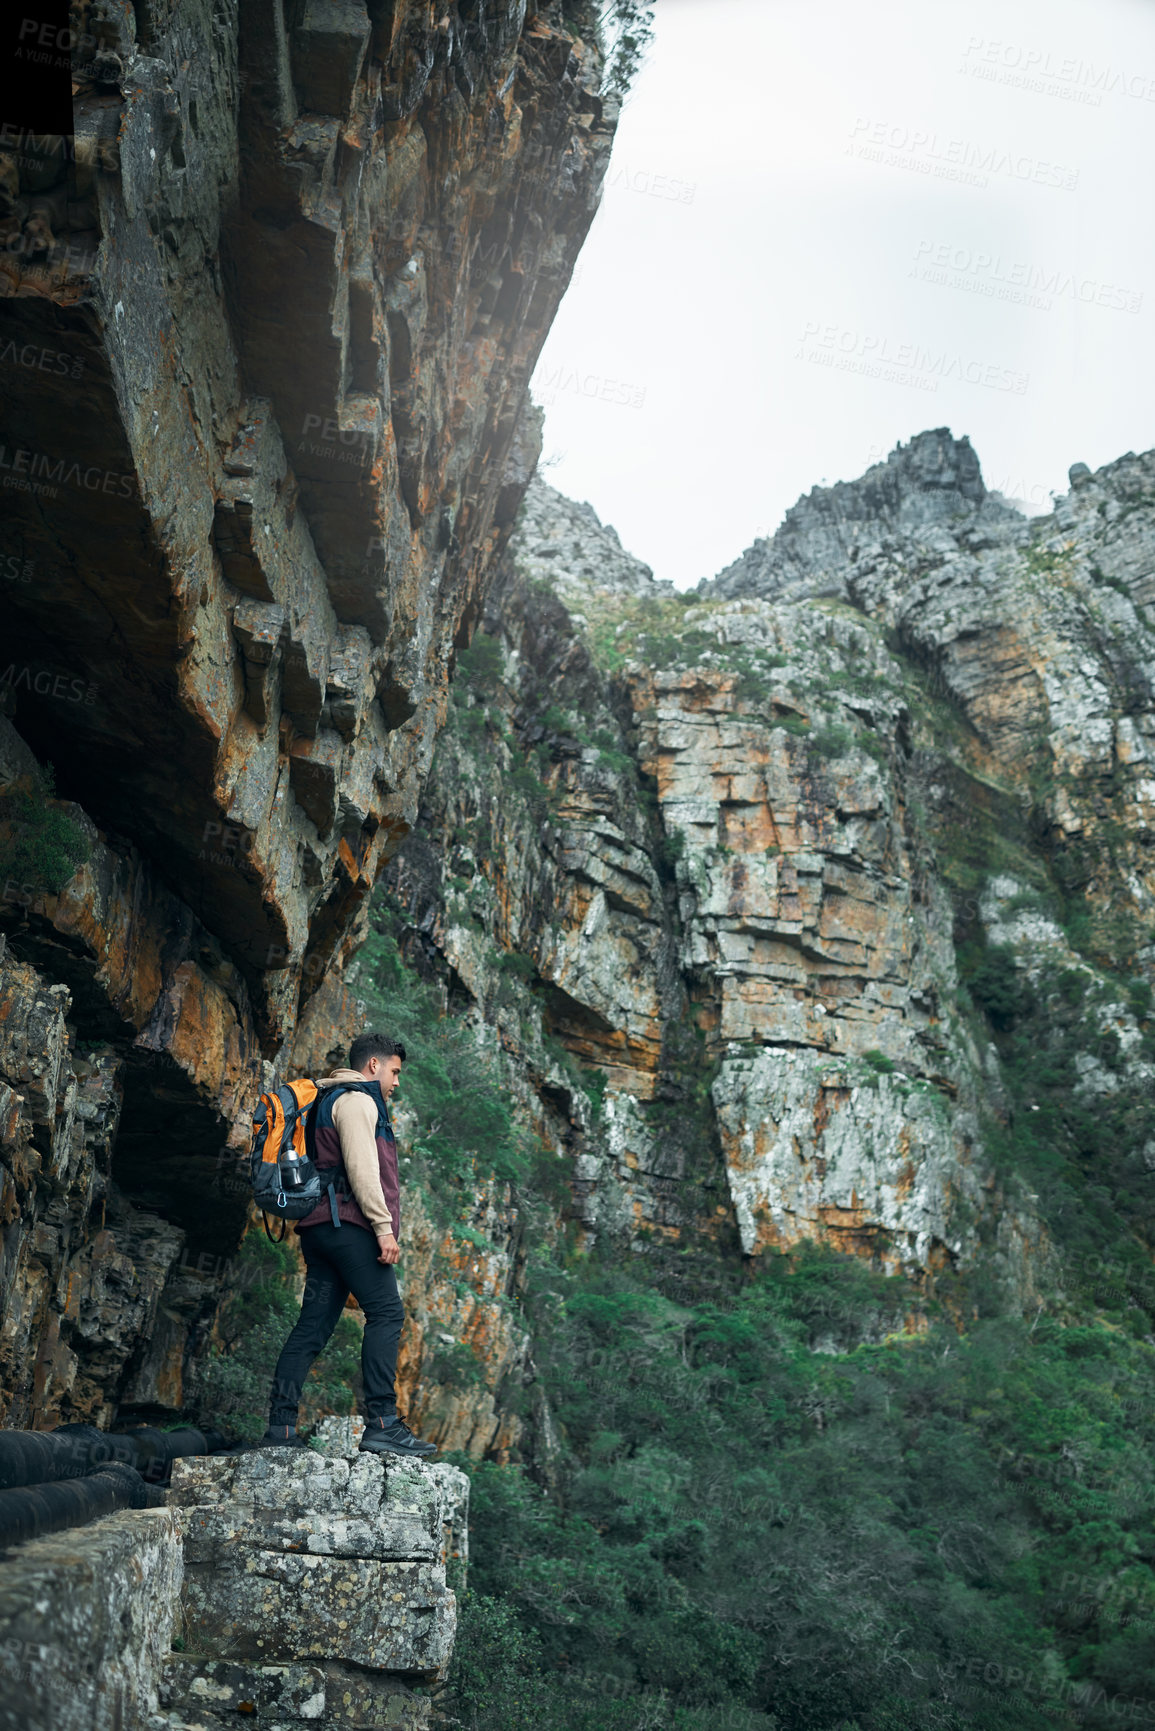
[0,1504,182,1731]
[0,1443,465,1731]
[0,922,230,1428]
[707,430,1155,955]
[165,1444,467,1729]
[0,0,616,1427]
[382,439,1155,1335]
[707,427,1014,604]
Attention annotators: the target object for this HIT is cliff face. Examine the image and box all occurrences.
[382,434,1155,1448]
[0,0,615,1427]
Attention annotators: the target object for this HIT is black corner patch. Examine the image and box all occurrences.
[0,0,74,138]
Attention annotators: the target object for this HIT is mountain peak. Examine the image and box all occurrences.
[512,473,668,603]
[703,428,1015,603]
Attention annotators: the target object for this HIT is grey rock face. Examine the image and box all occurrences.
[513,473,669,604]
[0,1448,462,1731]
[0,1507,182,1731]
[0,0,617,1430]
[706,428,1022,604]
[169,1448,468,1691]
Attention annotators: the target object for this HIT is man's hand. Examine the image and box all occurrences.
[376,1232,400,1265]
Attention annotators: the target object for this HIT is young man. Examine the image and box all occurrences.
[261,1031,436,1458]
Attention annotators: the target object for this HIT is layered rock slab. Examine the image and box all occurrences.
[0,0,615,1047]
[713,1048,978,1265]
[168,1448,468,1689]
[0,1506,182,1731]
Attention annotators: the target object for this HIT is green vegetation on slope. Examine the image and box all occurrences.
[449,1263,1155,1730]
[353,913,540,1198]
[340,897,1155,1731]
[961,942,1155,1327]
[0,764,92,893]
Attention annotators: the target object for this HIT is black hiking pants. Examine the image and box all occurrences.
[268,1222,403,1428]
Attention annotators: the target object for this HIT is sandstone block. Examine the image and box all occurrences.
[171,1450,461,1681]
[171,1449,449,1563]
[0,1507,181,1731]
[159,1654,432,1728]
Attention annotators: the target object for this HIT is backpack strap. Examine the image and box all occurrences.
[310,1083,348,1231]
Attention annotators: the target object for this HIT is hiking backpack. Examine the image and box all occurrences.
[249,1080,341,1240]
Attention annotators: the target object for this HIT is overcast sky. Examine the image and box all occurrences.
[529,0,1155,588]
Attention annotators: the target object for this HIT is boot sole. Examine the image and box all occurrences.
[358,1441,437,1458]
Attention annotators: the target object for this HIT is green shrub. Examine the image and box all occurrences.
[495,949,537,981]
[447,1592,546,1731]
[810,723,856,760]
[438,1240,1155,1731]
[457,631,505,692]
[509,764,552,819]
[861,1048,896,1074]
[961,945,1027,1031]
[657,825,685,875]
[0,766,92,892]
[355,917,533,1190]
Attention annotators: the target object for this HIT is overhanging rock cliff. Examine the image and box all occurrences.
[0,0,615,1427]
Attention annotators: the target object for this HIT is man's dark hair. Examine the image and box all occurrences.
[349,1031,407,1070]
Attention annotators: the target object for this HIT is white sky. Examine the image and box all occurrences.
[529,0,1155,588]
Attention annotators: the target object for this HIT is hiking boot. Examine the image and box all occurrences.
[359,1416,437,1458]
[258,1424,310,1449]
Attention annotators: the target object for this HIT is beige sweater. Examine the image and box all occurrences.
[320,1069,394,1234]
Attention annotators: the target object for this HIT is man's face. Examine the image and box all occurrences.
[367,1054,402,1097]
